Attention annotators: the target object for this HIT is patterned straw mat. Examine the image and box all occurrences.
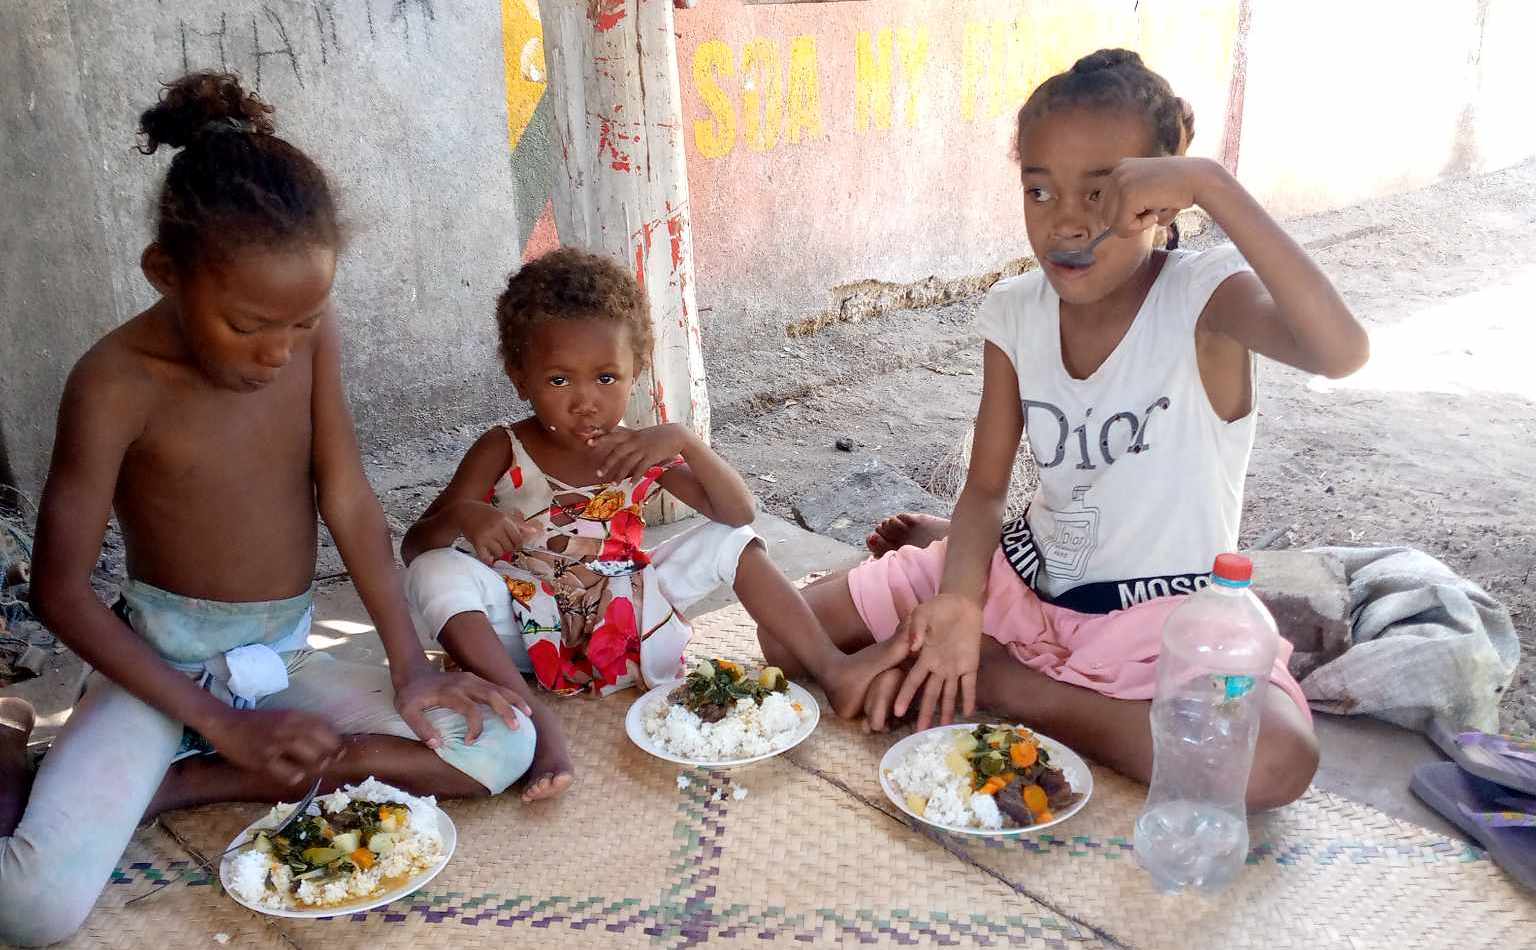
[52,602,1536,950]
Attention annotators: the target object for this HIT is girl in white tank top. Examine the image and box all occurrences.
[982,245,1258,614]
[766,49,1366,809]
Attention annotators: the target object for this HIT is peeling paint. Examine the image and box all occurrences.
[589,0,625,32]
[666,208,685,271]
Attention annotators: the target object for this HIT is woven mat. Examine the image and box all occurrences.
[56,602,1536,949]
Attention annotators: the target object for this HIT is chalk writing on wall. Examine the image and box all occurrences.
[174,1,440,90]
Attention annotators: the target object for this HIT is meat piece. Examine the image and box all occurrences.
[994,783,1034,826]
[668,685,689,705]
[695,702,730,723]
[1038,768,1077,810]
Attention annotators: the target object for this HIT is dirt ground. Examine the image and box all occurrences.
[705,159,1536,736]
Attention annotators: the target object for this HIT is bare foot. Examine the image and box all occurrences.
[0,697,37,835]
[862,667,912,733]
[866,513,951,557]
[520,713,574,804]
[821,632,914,721]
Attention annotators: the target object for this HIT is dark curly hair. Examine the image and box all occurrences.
[1014,49,1194,247]
[138,71,339,268]
[496,248,653,376]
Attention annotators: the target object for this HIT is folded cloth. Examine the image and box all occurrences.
[1300,546,1519,733]
[222,636,307,706]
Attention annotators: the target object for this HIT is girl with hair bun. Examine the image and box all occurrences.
[0,72,540,945]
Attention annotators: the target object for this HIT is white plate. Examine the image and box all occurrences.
[879,724,1093,837]
[625,679,820,770]
[219,804,457,918]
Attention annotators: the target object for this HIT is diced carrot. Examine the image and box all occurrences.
[1022,784,1049,814]
[351,848,375,871]
[1010,742,1038,768]
[978,776,1008,796]
[1036,810,1054,823]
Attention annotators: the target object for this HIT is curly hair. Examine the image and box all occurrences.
[496,248,653,375]
[1014,49,1194,247]
[138,71,339,268]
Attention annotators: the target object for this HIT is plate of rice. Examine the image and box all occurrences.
[627,658,819,769]
[220,777,455,917]
[880,724,1091,836]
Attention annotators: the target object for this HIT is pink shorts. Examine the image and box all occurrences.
[845,539,1312,722]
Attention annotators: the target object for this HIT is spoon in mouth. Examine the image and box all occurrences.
[1045,227,1114,268]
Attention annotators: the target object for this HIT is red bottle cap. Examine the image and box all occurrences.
[1213,553,1253,583]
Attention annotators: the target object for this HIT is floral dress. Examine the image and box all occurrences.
[485,426,687,696]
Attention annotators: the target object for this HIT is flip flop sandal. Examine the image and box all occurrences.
[1427,718,1536,797]
[1411,761,1536,891]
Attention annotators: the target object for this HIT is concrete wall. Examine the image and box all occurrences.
[3,0,1534,495]
[676,0,1243,341]
[1236,0,1535,216]
[675,0,1536,339]
[0,0,555,494]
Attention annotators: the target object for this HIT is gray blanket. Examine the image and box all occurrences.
[1300,546,1519,732]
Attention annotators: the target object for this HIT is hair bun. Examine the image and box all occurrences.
[138,72,275,154]
[1070,48,1144,75]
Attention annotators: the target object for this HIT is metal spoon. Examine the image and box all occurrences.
[225,776,325,856]
[1045,228,1113,268]
[125,776,324,905]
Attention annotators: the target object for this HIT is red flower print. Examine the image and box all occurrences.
[630,457,684,505]
[600,509,647,563]
[586,596,639,687]
[526,638,563,691]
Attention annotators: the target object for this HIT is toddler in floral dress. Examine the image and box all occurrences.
[400,249,909,801]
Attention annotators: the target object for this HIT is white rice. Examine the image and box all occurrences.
[227,776,445,910]
[227,850,272,906]
[643,691,810,762]
[884,732,997,830]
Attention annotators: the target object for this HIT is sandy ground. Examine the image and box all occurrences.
[706,160,1536,736]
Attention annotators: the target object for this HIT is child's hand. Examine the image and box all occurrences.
[205,709,343,787]
[455,501,538,564]
[892,593,984,731]
[589,423,689,481]
[394,669,533,747]
[1103,156,1214,238]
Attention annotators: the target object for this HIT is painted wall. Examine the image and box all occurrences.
[675,0,1242,339]
[673,0,1536,339]
[1235,0,1534,216]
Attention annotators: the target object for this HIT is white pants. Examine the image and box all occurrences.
[406,520,758,690]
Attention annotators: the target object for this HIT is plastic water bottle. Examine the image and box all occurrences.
[1134,553,1279,893]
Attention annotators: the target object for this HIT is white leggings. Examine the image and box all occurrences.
[406,520,758,687]
[0,652,534,946]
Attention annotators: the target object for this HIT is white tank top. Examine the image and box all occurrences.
[977,247,1257,614]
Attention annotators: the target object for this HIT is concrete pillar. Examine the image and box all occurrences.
[535,0,708,524]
